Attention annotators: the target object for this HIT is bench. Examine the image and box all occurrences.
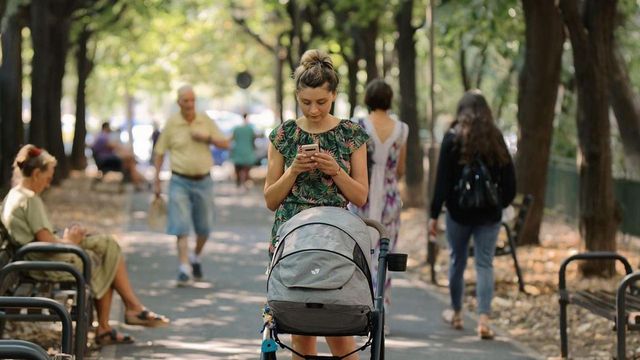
[0,219,93,360]
[558,252,640,359]
[0,297,74,359]
[427,194,533,293]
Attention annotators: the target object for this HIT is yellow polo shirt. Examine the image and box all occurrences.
[154,112,225,175]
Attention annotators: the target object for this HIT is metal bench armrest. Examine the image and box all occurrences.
[559,252,633,290]
[16,242,92,281]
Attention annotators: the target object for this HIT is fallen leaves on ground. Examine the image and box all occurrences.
[398,207,640,359]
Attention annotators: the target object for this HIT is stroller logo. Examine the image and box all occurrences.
[311,268,320,275]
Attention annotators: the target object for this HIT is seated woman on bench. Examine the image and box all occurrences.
[93,121,146,190]
[0,144,170,346]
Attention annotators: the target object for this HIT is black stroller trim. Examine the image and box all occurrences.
[272,318,374,360]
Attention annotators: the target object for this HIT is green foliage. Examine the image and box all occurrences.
[432,0,523,132]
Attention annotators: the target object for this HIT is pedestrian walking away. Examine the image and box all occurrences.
[263,49,370,360]
[1,144,170,347]
[348,79,408,336]
[428,90,516,340]
[230,113,257,189]
[153,84,230,287]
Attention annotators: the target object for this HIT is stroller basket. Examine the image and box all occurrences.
[267,207,374,336]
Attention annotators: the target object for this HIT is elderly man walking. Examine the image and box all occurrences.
[153,85,230,286]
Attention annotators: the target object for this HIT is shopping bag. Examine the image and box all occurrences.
[148,195,167,232]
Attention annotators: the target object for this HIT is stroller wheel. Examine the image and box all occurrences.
[260,351,277,360]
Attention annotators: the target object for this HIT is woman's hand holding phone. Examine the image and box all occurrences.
[291,144,319,175]
[310,152,341,177]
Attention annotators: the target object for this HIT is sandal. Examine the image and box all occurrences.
[95,329,134,346]
[125,309,170,327]
[477,324,495,340]
[442,309,463,330]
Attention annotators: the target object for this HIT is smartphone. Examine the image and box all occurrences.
[300,143,319,156]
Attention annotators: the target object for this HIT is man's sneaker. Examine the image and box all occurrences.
[191,262,203,280]
[177,271,191,287]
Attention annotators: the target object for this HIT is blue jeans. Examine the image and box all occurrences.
[445,214,501,315]
[167,174,215,237]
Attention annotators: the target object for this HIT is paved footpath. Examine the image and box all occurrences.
[102,170,542,360]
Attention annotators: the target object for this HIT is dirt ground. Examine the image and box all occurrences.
[5,173,640,359]
[397,207,640,360]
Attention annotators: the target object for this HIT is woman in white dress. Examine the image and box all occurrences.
[349,79,408,333]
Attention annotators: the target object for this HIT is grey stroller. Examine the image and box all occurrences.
[260,206,407,360]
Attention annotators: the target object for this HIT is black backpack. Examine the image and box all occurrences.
[455,156,500,210]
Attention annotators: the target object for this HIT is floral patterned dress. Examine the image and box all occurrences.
[268,119,369,246]
[348,116,408,305]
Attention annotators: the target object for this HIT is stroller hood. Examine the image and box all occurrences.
[267,206,375,336]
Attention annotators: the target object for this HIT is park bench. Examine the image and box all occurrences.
[0,297,74,359]
[427,194,533,293]
[0,219,93,360]
[558,252,640,359]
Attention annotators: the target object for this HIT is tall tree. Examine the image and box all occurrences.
[609,40,640,179]
[0,4,26,188]
[559,0,619,276]
[70,1,128,170]
[395,0,424,207]
[30,0,81,182]
[515,0,565,245]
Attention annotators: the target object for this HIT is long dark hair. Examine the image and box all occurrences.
[452,90,510,166]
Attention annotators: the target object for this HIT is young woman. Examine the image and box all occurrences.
[428,90,516,340]
[1,144,170,346]
[264,49,369,360]
[348,79,407,335]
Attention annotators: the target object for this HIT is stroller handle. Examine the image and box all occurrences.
[362,219,389,240]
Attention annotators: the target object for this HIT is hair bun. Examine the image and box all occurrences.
[28,147,42,158]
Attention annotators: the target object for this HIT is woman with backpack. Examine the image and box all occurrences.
[348,79,407,335]
[428,90,516,340]
[264,49,369,359]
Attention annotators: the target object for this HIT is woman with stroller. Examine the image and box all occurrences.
[1,144,170,346]
[428,90,516,340]
[264,49,369,359]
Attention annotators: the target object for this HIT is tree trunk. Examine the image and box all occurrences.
[363,20,379,82]
[0,7,25,188]
[345,55,358,119]
[395,0,424,208]
[29,0,52,149]
[609,42,640,179]
[275,43,286,123]
[70,27,93,170]
[559,0,619,277]
[515,0,565,246]
[30,0,77,182]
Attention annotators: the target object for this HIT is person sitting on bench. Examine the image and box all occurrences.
[93,121,146,190]
[1,144,171,346]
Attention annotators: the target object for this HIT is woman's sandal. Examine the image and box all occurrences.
[477,324,495,340]
[442,309,464,330]
[125,309,170,327]
[95,329,134,346]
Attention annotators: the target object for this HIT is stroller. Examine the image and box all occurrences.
[260,206,407,360]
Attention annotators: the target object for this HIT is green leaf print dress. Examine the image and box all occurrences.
[268,119,369,246]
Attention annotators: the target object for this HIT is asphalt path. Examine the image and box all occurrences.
[101,169,541,360]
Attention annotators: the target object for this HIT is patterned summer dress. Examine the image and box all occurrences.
[268,119,369,246]
[348,116,408,304]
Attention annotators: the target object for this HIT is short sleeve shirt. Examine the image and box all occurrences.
[154,112,225,175]
[268,119,369,244]
[1,186,54,246]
